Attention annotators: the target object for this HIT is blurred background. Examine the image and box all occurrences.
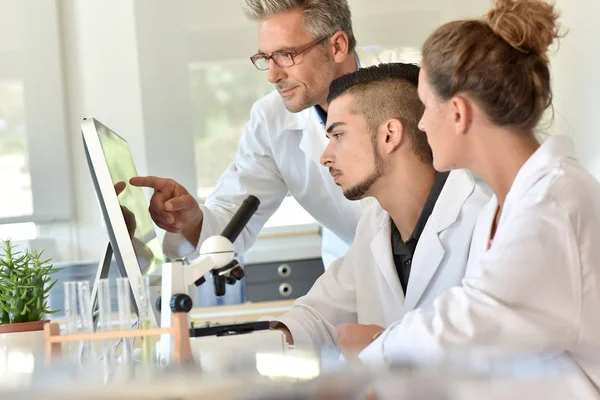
[0,0,597,303]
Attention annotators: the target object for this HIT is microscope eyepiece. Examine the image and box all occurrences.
[213,275,227,297]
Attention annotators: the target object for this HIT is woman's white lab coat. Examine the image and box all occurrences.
[163,47,422,267]
[359,136,600,392]
[275,169,489,350]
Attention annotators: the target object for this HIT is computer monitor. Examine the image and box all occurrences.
[81,117,163,326]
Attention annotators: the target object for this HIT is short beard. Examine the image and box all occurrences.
[342,135,384,200]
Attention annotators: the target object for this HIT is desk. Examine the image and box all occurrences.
[189,299,294,325]
[47,300,294,329]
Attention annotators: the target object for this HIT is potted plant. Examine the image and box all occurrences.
[0,239,60,335]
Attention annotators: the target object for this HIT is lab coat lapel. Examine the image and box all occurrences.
[296,108,328,165]
[370,214,405,304]
[402,224,444,311]
[403,170,476,310]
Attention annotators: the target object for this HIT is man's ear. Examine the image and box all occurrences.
[450,96,473,136]
[380,119,404,154]
[330,30,350,63]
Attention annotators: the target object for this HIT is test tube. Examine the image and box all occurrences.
[76,280,94,367]
[116,277,133,365]
[135,275,153,365]
[63,281,78,363]
[97,279,114,361]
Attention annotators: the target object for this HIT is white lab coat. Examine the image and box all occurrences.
[163,47,422,267]
[359,136,600,393]
[274,169,489,350]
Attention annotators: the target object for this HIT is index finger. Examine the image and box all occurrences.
[130,176,170,190]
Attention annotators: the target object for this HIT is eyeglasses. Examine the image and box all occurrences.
[250,36,328,70]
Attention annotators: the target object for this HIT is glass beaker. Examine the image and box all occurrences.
[76,280,94,367]
[135,275,154,365]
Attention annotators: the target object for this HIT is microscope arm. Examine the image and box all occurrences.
[159,195,260,366]
[182,246,235,288]
[162,194,259,309]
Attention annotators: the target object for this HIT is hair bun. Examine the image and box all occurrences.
[486,0,561,60]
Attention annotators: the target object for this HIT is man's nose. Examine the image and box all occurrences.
[267,59,286,84]
[320,142,334,167]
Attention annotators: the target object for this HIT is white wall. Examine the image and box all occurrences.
[58,0,149,261]
[133,1,197,191]
[350,0,489,48]
[552,0,600,179]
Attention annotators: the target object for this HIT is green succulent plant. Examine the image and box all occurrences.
[0,239,61,324]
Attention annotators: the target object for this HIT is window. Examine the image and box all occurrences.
[189,60,273,199]
[0,1,71,227]
[185,2,316,230]
[0,81,32,219]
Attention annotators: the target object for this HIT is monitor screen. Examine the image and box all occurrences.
[82,118,162,325]
[94,122,165,276]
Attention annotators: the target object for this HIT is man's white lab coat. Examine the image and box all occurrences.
[275,169,489,349]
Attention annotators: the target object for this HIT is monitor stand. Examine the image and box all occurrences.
[90,242,113,329]
[90,242,139,329]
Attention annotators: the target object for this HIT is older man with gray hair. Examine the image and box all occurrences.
[132,0,420,269]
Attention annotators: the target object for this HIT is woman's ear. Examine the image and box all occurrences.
[451,96,473,136]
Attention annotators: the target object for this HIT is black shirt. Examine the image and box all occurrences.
[315,105,327,126]
[391,172,450,295]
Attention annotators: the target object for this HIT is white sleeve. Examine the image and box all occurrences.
[360,201,581,364]
[163,103,288,259]
[274,253,358,350]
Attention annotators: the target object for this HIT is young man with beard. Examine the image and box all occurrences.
[270,63,489,359]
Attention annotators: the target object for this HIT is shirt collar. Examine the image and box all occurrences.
[314,104,327,126]
[391,171,450,251]
[505,136,576,208]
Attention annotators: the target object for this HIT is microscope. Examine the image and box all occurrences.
[157,195,261,363]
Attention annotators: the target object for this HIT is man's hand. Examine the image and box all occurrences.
[129,176,203,246]
[115,181,136,238]
[335,323,384,360]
